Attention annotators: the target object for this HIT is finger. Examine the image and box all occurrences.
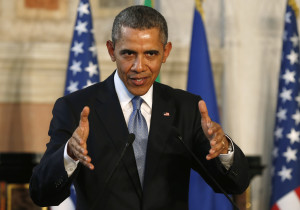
[69,141,94,170]
[75,146,94,170]
[80,160,95,170]
[79,106,90,128]
[206,137,228,160]
[198,100,211,127]
[207,122,220,136]
[72,147,88,160]
[206,152,219,160]
[209,139,225,154]
[72,139,88,155]
[68,137,87,158]
[76,106,90,144]
[206,145,222,160]
[72,130,86,146]
[67,140,85,161]
[73,149,94,169]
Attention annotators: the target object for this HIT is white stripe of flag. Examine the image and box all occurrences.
[274,187,300,210]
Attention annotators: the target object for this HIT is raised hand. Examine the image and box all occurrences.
[198,100,229,160]
[67,106,94,170]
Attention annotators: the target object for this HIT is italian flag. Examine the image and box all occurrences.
[144,0,160,82]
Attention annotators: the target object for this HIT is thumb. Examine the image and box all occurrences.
[79,106,90,128]
[198,100,211,128]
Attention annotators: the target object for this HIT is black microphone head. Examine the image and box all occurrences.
[128,133,135,144]
[171,127,183,142]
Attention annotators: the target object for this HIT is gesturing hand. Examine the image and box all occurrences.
[198,100,229,160]
[67,106,94,170]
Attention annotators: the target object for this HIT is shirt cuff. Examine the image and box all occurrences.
[218,134,235,170]
[64,141,79,177]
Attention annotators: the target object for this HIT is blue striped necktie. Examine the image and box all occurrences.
[128,96,148,185]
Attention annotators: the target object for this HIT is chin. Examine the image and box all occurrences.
[129,89,148,96]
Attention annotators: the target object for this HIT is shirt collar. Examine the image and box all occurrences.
[114,71,153,112]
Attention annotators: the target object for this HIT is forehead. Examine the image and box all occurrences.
[117,27,163,44]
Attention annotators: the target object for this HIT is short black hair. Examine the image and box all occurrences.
[112,5,168,45]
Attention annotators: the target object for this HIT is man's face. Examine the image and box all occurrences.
[107,27,172,96]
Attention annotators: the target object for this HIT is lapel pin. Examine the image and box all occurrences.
[163,112,170,117]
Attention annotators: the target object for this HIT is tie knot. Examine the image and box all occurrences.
[131,96,143,111]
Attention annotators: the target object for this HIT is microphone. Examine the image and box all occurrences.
[91,133,135,210]
[104,133,135,184]
[175,132,240,210]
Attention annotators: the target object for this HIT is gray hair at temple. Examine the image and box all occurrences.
[111,5,168,46]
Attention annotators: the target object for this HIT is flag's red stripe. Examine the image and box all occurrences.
[295,186,300,199]
[271,204,279,210]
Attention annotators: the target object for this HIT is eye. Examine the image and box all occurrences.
[125,51,134,56]
[146,50,159,57]
[120,50,135,57]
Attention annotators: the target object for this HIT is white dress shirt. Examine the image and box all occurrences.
[63,71,234,177]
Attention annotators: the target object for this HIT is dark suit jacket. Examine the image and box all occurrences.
[30,72,249,210]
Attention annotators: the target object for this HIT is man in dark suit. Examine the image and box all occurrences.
[30,5,249,210]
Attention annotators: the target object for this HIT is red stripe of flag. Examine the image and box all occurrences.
[271,204,280,210]
[295,186,300,199]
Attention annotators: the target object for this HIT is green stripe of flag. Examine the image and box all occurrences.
[144,0,153,7]
[144,0,160,82]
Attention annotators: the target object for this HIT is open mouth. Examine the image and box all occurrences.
[131,77,147,86]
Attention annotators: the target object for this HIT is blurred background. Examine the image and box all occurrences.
[0,0,297,209]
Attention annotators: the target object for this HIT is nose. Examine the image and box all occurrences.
[132,56,144,72]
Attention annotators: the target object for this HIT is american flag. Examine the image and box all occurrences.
[52,0,99,209]
[271,1,300,209]
[64,0,100,96]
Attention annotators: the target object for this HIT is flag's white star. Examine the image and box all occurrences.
[287,128,300,144]
[273,147,279,158]
[278,166,293,182]
[75,20,88,36]
[292,110,300,125]
[282,69,296,85]
[67,80,79,93]
[70,60,82,76]
[77,2,89,17]
[283,146,297,163]
[280,87,293,103]
[276,107,287,122]
[285,12,292,23]
[71,41,84,57]
[85,61,98,77]
[274,127,284,140]
[286,49,298,65]
[83,80,96,88]
[290,34,299,47]
[89,43,97,57]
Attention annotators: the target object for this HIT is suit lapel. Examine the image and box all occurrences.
[143,82,175,187]
[94,73,142,198]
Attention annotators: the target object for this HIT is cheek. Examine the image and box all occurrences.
[149,62,162,74]
[116,60,131,73]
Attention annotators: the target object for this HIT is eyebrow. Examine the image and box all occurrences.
[145,50,159,54]
[120,49,136,55]
[119,49,160,55]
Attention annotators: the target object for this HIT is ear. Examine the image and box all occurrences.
[106,40,116,62]
[162,42,172,63]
